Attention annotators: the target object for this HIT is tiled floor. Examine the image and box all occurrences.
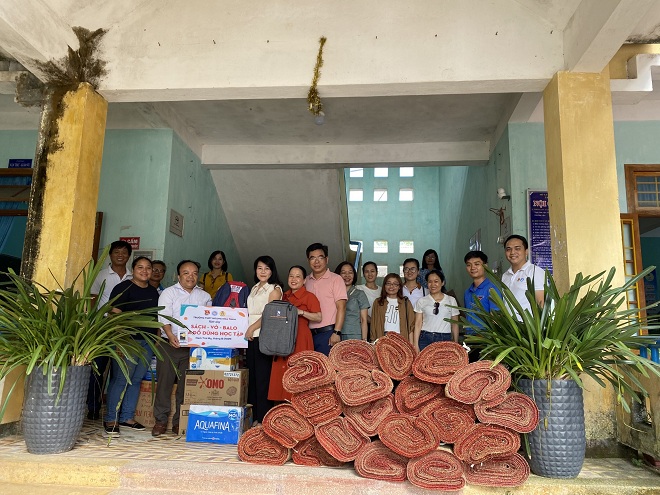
[1,417,658,495]
[0,418,242,463]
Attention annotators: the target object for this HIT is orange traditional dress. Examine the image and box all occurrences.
[268,286,318,401]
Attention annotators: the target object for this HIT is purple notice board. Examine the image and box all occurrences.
[8,159,32,168]
[527,190,553,274]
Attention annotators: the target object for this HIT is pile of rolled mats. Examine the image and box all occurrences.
[238,333,539,490]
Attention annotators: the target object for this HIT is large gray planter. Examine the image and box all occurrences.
[519,379,585,478]
[22,366,91,454]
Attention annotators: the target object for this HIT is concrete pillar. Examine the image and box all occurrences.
[543,70,625,452]
[21,82,107,289]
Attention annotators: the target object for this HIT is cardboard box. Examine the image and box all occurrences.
[179,404,190,436]
[0,366,25,424]
[183,369,248,406]
[189,347,239,371]
[186,404,252,444]
[134,380,177,429]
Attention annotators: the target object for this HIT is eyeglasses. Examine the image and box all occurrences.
[308,256,326,262]
[385,282,400,287]
[152,268,165,273]
[433,302,440,315]
[402,267,418,273]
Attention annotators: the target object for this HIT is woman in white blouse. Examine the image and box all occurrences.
[245,255,283,425]
[413,269,459,352]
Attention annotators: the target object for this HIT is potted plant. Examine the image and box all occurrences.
[461,266,660,478]
[0,246,165,454]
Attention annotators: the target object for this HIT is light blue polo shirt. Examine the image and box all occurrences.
[463,278,501,334]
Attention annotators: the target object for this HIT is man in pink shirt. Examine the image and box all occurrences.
[304,242,347,355]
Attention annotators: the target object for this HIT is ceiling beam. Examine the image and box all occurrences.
[93,0,563,103]
[202,142,489,169]
[564,0,656,72]
[0,0,78,81]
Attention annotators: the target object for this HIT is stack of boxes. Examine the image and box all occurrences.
[136,300,252,444]
[180,347,251,444]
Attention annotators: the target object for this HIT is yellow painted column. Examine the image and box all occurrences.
[22,82,107,289]
[543,70,625,449]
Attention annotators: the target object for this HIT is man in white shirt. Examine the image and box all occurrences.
[402,258,426,308]
[87,240,133,420]
[152,260,212,437]
[91,240,133,306]
[501,235,545,316]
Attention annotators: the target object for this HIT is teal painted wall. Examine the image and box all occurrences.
[614,121,660,213]
[164,133,244,283]
[97,129,173,273]
[0,131,37,258]
[345,167,440,284]
[508,123,547,234]
[0,131,37,167]
[0,128,242,285]
[439,128,512,298]
[436,120,660,298]
[485,121,660,222]
[1,217,27,257]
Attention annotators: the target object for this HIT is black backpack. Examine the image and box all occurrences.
[259,300,298,356]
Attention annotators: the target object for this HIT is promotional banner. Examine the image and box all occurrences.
[178,305,248,348]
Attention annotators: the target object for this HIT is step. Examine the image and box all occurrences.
[0,453,122,488]
[0,421,659,495]
[1,482,115,495]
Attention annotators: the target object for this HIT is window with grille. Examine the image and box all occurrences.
[635,175,660,208]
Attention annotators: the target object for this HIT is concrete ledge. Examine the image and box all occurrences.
[2,482,114,495]
[114,458,660,495]
[0,430,658,495]
[0,453,123,488]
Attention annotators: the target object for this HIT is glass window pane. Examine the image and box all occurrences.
[374,189,388,202]
[399,240,414,253]
[636,176,660,208]
[350,168,363,177]
[349,189,363,201]
[622,224,632,245]
[374,240,388,253]
[374,168,388,177]
[374,241,387,253]
[399,189,414,201]
[400,167,414,177]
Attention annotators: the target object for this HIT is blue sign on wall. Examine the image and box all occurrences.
[8,159,32,169]
[528,190,553,274]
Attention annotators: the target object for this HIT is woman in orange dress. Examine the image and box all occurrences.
[268,265,321,402]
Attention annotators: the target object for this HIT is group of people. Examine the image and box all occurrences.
[89,234,545,436]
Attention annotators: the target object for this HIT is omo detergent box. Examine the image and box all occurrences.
[189,347,239,371]
[185,405,252,444]
[183,369,248,406]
